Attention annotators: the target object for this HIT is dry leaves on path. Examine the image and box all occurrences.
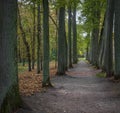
[19,67,57,96]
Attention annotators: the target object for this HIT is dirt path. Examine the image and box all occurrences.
[17,61,120,113]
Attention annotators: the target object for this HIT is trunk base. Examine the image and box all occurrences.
[0,84,21,113]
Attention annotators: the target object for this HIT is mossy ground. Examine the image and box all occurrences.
[96,72,106,78]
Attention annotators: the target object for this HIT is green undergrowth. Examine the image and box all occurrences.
[18,63,28,74]
[96,72,106,78]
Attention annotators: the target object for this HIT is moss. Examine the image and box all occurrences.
[0,84,22,113]
[96,72,106,78]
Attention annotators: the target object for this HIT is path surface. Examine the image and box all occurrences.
[18,61,120,113]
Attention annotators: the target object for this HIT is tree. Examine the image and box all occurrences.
[37,0,41,74]
[32,0,36,70]
[0,0,21,112]
[114,0,120,79]
[68,4,73,68]
[103,0,114,77]
[18,7,32,71]
[72,2,78,64]
[90,1,101,67]
[81,0,105,67]
[57,6,66,75]
[42,0,52,87]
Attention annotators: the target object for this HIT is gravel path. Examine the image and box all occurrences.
[17,61,120,113]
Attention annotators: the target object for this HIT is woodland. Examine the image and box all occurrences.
[0,0,120,113]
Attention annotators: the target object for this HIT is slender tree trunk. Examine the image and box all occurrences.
[32,2,36,70]
[55,10,58,69]
[42,0,52,87]
[99,34,105,69]
[18,37,22,63]
[0,0,21,112]
[18,7,32,71]
[57,6,66,75]
[90,2,100,67]
[86,39,90,61]
[73,3,77,64]
[114,0,120,79]
[37,1,41,74]
[64,30,68,70]
[91,28,99,66]
[40,56,43,70]
[98,14,105,68]
[68,6,73,68]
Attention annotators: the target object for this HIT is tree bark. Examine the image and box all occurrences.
[42,0,52,87]
[18,7,32,71]
[32,1,36,70]
[0,0,21,112]
[37,1,41,74]
[57,6,66,75]
[73,3,78,64]
[103,0,114,77]
[90,1,100,67]
[114,0,120,79]
[68,6,73,68]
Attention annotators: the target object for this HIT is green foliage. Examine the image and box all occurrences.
[80,0,106,32]
[77,24,90,57]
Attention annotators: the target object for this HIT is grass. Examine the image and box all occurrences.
[18,63,28,74]
[18,61,57,74]
[96,72,106,78]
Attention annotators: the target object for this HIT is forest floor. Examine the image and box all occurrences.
[16,60,120,113]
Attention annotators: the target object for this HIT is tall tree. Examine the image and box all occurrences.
[57,6,66,75]
[42,0,52,87]
[72,2,78,64]
[37,0,41,74]
[0,0,21,112]
[114,0,120,79]
[103,0,114,77]
[32,1,36,69]
[68,4,73,68]
[90,1,101,67]
[18,7,32,71]
[98,14,106,69]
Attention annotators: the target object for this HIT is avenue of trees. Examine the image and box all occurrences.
[0,0,79,112]
[84,0,120,79]
[1,0,120,113]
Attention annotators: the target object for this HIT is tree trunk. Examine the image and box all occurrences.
[114,0,120,79]
[42,0,52,87]
[37,1,41,74]
[18,37,22,63]
[91,28,99,67]
[18,7,32,71]
[73,3,77,64]
[98,13,105,68]
[103,0,114,77]
[64,30,68,70]
[57,6,66,75]
[90,1,100,67]
[0,0,21,112]
[68,6,73,68]
[32,1,36,70]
